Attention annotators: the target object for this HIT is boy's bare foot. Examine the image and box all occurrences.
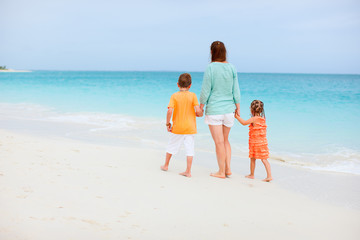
[210,172,226,179]
[262,177,273,182]
[160,165,168,171]
[179,172,191,177]
[245,174,255,179]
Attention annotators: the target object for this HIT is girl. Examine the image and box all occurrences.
[235,100,272,182]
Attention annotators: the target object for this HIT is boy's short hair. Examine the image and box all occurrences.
[178,73,192,88]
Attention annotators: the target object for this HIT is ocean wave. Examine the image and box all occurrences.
[270,147,360,175]
[1,102,360,175]
[46,113,137,131]
[0,102,159,131]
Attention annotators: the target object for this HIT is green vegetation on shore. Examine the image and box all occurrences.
[0,66,7,70]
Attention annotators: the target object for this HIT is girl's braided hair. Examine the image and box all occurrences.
[250,100,265,118]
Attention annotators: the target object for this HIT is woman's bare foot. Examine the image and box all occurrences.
[262,177,273,182]
[160,165,168,171]
[225,169,232,177]
[245,174,254,179]
[210,172,226,179]
[179,172,191,177]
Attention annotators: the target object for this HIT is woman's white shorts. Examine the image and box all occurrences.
[204,113,235,127]
[166,133,195,156]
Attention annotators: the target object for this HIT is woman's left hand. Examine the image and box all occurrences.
[235,108,240,117]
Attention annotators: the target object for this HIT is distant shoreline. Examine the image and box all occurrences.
[0,69,32,72]
[1,69,358,75]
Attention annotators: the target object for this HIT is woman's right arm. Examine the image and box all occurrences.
[200,65,212,106]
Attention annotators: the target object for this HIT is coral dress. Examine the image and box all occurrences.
[249,117,269,159]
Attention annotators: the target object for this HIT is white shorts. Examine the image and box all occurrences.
[166,133,195,156]
[205,113,235,127]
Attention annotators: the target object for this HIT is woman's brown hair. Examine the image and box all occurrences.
[210,41,227,62]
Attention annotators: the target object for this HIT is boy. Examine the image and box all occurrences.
[160,73,203,177]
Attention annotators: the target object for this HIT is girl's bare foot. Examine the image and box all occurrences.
[179,172,191,177]
[160,165,168,171]
[210,172,226,179]
[262,177,272,182]
[245,174,254,179]
[225,170,232,177]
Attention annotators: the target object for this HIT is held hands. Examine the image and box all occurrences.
[195,105,204,117]
[234,109,240,119]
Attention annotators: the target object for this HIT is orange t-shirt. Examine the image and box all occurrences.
[168,91,199,134]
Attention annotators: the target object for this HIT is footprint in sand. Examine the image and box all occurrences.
[119,211,132,218]
[22,187,33,193]
[81,219,100,226]
[16,195,28,199]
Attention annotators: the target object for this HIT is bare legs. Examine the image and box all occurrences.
[179,156,193,177]
[261,159,272,182]
[246,158,272,182]
[246,158,256,179]
[223,125,232,176]
[160,152,172,171]
[161,153,193,178]
[208,125,231,179]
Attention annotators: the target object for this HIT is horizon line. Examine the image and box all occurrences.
[7,69,360,75]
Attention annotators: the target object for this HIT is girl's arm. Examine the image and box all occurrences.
[235,114,255,126]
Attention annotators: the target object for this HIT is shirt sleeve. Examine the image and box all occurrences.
[200,65,212,105]
[168,94,175,108]
[193,93,199,106]
[232,66,241,104]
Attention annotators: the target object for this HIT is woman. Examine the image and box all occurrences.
[200,41,240,179]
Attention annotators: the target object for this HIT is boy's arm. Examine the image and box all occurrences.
[166,108,174,132]
[235,113,255,126]
[195,105,203,117]
[193,93,203,117]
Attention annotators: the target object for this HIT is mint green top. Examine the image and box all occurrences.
[200,62,240,115]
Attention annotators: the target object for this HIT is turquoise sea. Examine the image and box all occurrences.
[1,71,360,175]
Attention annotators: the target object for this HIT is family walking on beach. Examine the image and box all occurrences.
[161,41,272,182]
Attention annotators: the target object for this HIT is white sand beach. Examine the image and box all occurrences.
[0,128,359,240]
[0,69,31,72]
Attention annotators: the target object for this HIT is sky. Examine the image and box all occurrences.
[1,0,360,73]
